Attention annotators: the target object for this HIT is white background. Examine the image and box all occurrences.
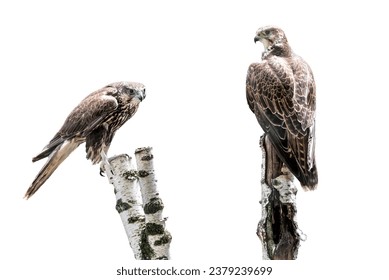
[1,0,388,279]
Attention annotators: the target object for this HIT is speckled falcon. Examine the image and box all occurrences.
[25,81,146,199]
[246,26,318,189]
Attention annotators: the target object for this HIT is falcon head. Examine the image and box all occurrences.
[111,81,146,102]
[254,26,290,58]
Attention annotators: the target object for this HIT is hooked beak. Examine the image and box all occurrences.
[137,90,146,101]
[254,35,261,43]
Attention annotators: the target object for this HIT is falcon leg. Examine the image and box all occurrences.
[100,151,114,176]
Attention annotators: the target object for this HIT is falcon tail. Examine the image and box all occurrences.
[280,153,318,191]
[24,140,79,199]
[299,164,318,191]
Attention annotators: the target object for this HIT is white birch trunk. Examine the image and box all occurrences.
[104,148,171,260]
[135,147,171,260]
[107,155,145,260]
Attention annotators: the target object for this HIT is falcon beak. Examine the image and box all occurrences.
[254,35,261,43]
[137,90,146,102]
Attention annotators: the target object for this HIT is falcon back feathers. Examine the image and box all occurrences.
[246,26,318,190]
[25,81,146,199]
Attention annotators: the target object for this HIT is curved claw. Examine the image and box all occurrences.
[100,162,114,177]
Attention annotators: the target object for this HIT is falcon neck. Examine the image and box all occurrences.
[262,43,292,59]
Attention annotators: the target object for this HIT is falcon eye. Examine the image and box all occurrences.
[129,88,134,94]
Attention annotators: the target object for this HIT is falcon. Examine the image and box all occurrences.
[25,81,146,199]
[246,26,318,190]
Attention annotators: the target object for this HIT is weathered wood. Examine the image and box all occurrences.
[257,135,302,260]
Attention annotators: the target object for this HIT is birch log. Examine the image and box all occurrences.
[107,155,145,260]
[135,147,171,260]
[105,148,171,260]
[257,135,303,260]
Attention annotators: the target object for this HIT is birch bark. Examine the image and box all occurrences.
[135,147,171,260]
[105,148,171,260]
[107,155,145,260]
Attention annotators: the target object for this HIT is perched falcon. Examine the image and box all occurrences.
[246,26,318,190]
[25,81,146,199]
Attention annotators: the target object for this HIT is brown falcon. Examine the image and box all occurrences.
[246,26,318,190]
[25,81,146,199]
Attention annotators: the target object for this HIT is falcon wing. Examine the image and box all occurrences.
[33,85,119,162]
[246,56,317,188]
[59,85,120,138]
